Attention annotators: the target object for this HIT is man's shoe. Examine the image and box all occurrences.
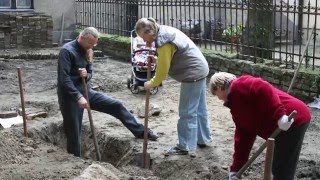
[147,129,159,141]
[136,129,159,141]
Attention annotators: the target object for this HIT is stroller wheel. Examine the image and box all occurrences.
[130,84,139,94]
[150,87,158,95]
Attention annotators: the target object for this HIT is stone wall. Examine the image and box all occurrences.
[91,33,319,102]
[203,52,319,102]
[0,12,53,49]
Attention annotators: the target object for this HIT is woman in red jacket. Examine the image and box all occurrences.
[209,72,311,180]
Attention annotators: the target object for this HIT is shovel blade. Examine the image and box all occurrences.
[136,153,152,169]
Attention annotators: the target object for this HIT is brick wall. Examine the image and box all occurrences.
[0,12,53,49]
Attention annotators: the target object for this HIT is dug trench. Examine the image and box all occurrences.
[0,108,228,179]
[0,49,319,179]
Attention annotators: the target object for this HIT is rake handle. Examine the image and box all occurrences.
[236,110,297,178]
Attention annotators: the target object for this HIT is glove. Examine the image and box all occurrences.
[277,115,294,131]
[229,172,241,180]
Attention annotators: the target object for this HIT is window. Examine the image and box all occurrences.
[0,0,11,8]
[0,0,33,9]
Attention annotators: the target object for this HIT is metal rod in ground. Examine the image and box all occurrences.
[82,77,101,161]
[17,67,27,137]
[236,110,297,178]
[263,138,275,180]
[142,56,152,168]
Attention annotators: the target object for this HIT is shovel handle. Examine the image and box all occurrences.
[236,110,297,178]
[142,51,152,168]
[82,77,101,161]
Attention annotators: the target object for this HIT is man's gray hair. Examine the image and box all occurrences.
[209,72,237,93]
[80,27,100,38]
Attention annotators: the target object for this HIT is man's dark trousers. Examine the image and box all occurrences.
[59,88,145,157]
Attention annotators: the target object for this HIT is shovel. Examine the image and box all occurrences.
[82,77,101,161]
[235,110,297,178]
[136,52,153,169]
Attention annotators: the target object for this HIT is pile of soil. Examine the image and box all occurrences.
[0,49,319,179]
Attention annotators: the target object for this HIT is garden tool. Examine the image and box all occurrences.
[236,110,297,178]
[136,51,153,169]
[287,23,316,93]
[82,77,101,161]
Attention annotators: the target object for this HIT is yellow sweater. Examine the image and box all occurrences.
[150,43,177,87]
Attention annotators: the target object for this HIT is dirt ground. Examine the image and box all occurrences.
[0,49,319,180]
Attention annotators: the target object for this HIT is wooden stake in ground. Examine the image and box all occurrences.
[17,67,27,137]
[263,138,275,180]
[82,77,101,161]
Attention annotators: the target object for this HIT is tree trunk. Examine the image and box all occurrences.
[242,0,274,62]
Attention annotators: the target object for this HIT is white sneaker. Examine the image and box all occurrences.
[189,151,197,158]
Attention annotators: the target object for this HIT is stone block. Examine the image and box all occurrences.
[18,108,48,120]
[26,112,48,120]
[0,111,18,118]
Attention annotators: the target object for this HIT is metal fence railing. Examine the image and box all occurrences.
[75,0,320,70]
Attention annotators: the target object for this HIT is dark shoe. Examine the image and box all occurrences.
[135,129,159,141]
[197,144,208,148]
[147,129,159,141]
[164,146,188,156]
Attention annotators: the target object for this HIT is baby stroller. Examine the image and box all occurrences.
[126,30,159,95]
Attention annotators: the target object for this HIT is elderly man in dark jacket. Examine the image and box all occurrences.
[57,27,158,157]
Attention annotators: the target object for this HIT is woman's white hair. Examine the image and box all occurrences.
[135,17,159,36]
[80,27,100,38]
[209,72,237,93]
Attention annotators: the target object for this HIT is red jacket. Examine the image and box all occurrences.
[228,75,311,171]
